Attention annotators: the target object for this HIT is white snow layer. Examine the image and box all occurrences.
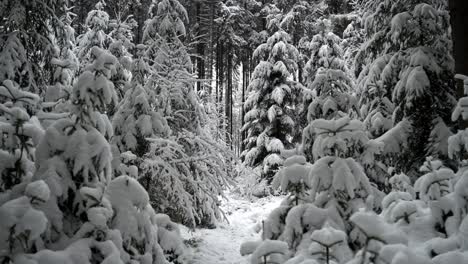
[181,191,284,264]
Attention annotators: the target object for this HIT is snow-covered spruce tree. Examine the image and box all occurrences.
[272,155,312,206]
[346,163,462,263]
[242,29,303,182]
[414,157,454,203]
[347,211,409,263]
[241,117,379,263]
[108,16,137,100]
[308,222,353,264]
[300,20,358,163]
[357,54,395,139]
[0,0,66,93]
[0,80,42,191]
[450,74,468,163]
[343,126,468,263]
[140,0,230,227]
[42,8,79,121]
[112,44,171,172]
[0,47,186,263]
[302,19,348,89]
[444,75,468,234]
[356,1,455,177]
[342,19,364,75]
[76,0,113,68]
[388,76,468,261]
[306,117,373,230]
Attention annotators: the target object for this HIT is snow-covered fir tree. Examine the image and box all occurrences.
[0,0,66,93]
[112,43,170,174]
[43,8,79,118]
[0,47,187,263]
[242,29,303,182]
[356,0,455,177]
[108,16,136,100]
[242,116,378,263]
[140,0,231,227]
[76,1,113,67]
[0,81,42,190]
[301,19,357,162]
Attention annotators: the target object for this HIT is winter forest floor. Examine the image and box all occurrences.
[181,191,284,264]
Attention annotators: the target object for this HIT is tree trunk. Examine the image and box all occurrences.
[207,1,216,95]
[450,0,468,128]
[219,42,224,105]
[241,61,246,153]
[225,42,233,149]
[195,2,207,92]
[134,0,151,44]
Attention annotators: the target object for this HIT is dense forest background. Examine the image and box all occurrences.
[3,0,468,263]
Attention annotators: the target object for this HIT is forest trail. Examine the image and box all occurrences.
[182,192,283,264]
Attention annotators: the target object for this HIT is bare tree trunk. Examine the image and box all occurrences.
[195,2,208,92]
[241,53,251,153]
[219,43,224,106]
[450,0,468,128]
[207,1,216,95]
[225,42,233,149]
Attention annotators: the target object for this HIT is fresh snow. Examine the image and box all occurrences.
[182,191,284,264]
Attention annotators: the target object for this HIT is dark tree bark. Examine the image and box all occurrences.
[450,0,468,87]
[195,2,206,91]
[450,0,468,128]
[207,1,216,95]
[225,42,233,149]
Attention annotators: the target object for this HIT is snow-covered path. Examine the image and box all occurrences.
[181,192,283,264]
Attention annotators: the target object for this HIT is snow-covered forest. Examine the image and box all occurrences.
[1,0,468,263]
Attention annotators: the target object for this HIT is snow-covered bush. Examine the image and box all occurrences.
[350,211,408,262]
[272,155,311,206]
[0,180,49,255]
[307,117,373,227]
[309,223,352,264]
[241,239,289,264]
[414,157,454,202]
[246,115,378,262]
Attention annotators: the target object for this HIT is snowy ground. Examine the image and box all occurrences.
[181,191,284,264]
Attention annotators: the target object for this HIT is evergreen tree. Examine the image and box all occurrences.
[108,16,137,100]
[301,20,357,162]
[0,81,42,190]
[0,47,187,263]
[112,44,171,174]
[0,0,67,92]
[76,1,113,67]
[356,0,455,177]
[242,29,302,182]
[44,8,79,118]
[242,116,376,262]
[140,0,231,227]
